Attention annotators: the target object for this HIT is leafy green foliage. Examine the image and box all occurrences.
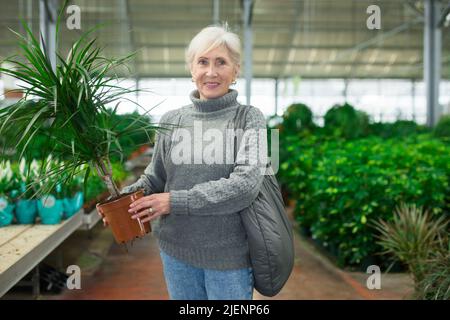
[324,103,370,139]
[106,111,155,162]
[369,120,429,139]
[434,114,450,140]
[279,134,450,267]
[0,160,20,201]
[3,112,155,162]
[0,16,170,198]
[417,245,450,300]
[280,103,316,134]
[373,203,449,299]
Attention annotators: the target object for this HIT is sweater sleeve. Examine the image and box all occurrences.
[170,106,268,216]
[120,112,173,196]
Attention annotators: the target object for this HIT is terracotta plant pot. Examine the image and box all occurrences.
[96,189,151,244]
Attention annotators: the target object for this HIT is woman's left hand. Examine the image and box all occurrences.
[128,192,171,223]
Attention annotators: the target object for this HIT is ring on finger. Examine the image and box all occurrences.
[147,207,153,215]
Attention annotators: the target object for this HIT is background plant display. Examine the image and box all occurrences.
[0,161,18,226]
[0,12,166,204]
[276,102,450,268]
[0,157,130,226]
[0,112,155,162]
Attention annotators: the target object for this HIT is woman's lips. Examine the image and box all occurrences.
[204,82,220,89]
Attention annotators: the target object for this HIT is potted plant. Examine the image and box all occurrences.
[14,158,40,224]
[35,155,65,225]
[0,160,18,227]
[61,164,85,219]
[373,203,449,299]
[0,15,170,242]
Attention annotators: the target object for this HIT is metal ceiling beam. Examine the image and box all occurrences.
[315,15,425,76]
[39,0,57,72]
[124,0,139,98]
[104,74,431,80]
[56,43,429,50]
[135,60,427,67]
[424,0,441,127]
[122,0,136,63]
[277,0,303,77]
[213,0,220,24]
[3,19,426,34]
[242,0,253,105]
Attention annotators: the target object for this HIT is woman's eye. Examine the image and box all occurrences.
[217,59,226,65]
[198,59,208,65]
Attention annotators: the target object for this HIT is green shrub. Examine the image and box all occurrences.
[417,245,450,300]
[279,134,450,267]
[281,103,315,134]
[324,103,370,139]
[434,114,450,139]
[373,203,449,299]
[369,120,429,139]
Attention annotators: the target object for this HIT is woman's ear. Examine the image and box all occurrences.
[235,64,241,78]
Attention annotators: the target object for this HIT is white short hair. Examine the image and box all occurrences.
[185,24,241,71]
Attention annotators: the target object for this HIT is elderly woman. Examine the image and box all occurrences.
[119,25,267,300]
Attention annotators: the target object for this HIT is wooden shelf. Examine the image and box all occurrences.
[0,212,83,297]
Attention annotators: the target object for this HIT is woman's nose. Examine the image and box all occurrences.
[206,65,218,76]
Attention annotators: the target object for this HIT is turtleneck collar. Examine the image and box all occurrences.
[190,89,238,113]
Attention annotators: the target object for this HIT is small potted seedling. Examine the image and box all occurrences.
[14,158,40,224]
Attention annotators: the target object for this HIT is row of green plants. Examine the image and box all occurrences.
[279,134,450,267]
[0,157,128,226]
[274,102,450,141]
[274,102,450,267]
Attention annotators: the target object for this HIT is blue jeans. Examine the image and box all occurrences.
[159,249,254,300]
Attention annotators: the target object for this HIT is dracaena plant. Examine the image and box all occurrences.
[373,203,449,294]
[16,157,40,198]
[36,155,64,199]
[0,14,170,199]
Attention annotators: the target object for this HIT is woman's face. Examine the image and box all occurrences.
[191,46,239,100]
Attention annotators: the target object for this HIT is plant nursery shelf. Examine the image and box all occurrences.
[0,211,83,297]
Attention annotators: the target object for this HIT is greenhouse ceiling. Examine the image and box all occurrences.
[0,0,449,79]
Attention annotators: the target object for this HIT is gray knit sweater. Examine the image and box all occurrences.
[121,89,267,270]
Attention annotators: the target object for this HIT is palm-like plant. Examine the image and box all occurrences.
[373,203,449,295]
[417,243,450,300]
[0,17,168,199]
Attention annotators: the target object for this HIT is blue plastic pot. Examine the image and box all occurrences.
[15,199,38,224]
[37,195,63,225]
[63,192,84,218]
[0,197,15,227]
